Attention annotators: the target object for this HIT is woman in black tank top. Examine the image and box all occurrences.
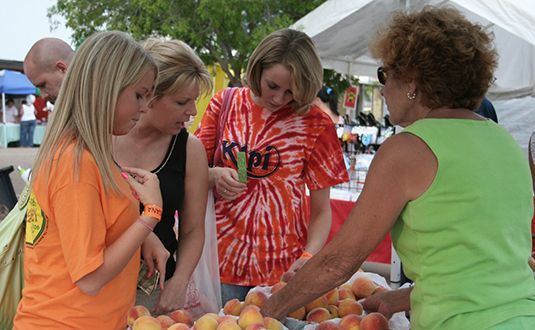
[113,38,213,314]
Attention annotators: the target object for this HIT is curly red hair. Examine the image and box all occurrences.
[369,6,497,110]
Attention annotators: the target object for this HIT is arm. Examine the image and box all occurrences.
[285,188,331,274]
[261,133,437,319]
[155,136,209,313]
[305,187,332,254]
[76,214,159,295]
[76,168,162,296]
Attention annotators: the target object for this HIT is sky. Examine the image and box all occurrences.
[0,0,73,61]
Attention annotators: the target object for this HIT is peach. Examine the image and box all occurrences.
[244,325,267,330]
[238,305,264,329]
[306,307,331,323]
[338,299,363,317]
[360,313,389,330]
[338,287,356,301]
[218,315,237,324]
[287,307,306,320]
[271,282,287,294]
[305,295,328,313]
[338,314,362,330]
[133,315,163,330]
[168,324,191,330]
[194,314,219,330]
[167,323,190,330]
[157,315,176,328]
[169,309,194,326]
[317,320,339,330]
[263,317,283,330]
[224,299,244,316]
[127,305,152,327]
[244,290,268,308]
[351,278,377,299]
[217,319,242,330]
[325,288,339,305]
[327,305,339,318]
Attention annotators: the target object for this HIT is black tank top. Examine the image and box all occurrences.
[141,128,188,280]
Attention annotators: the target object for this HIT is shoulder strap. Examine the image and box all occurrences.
[213,87,237,166]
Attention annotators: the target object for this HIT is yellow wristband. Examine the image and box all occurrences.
[301,251,313,260]
[142,204,163,222]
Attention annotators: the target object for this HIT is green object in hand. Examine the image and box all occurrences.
[237,151,247,183]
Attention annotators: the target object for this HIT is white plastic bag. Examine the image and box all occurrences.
[183,190,222,318]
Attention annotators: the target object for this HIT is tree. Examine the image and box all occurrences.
[49,0,325,86]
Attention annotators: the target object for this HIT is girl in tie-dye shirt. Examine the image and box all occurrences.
[195,29,348,303]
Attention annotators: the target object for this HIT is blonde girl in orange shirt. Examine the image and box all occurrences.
[14,31,164,329]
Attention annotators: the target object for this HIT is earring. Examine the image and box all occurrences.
[407,91,416,100]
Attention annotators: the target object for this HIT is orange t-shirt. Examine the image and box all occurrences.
[14,142,140,329]
[195,87,348,286]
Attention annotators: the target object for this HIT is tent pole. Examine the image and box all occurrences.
[1,93,5,124]
[1,93,5,148]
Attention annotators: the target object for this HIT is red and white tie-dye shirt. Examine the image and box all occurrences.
[195,87,348,286]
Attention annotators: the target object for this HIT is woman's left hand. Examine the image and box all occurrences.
[154,277,188,315]
[141,233,170,290]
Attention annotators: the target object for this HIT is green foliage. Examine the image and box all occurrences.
[323,69,359,96]
[49,0,325,85]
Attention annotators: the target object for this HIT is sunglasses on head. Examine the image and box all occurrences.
[377,67,387,85]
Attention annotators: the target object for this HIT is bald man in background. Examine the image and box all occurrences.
[24,38,74,103]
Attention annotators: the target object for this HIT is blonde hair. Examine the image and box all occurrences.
[143,38,212,99]
[32,31,157,192]
[245,28,323,114]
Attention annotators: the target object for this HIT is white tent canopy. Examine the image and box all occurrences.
[292,0,535,100]
[292,0,535,152]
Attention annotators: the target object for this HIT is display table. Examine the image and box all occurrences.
[0,123,47,148]
[326,188,392,264]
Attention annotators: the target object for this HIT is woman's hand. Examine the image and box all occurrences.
[153,276,188,315]
[141,233,170,290]
[360,287,412,319]
[212,167,246,200]
[121,167,162,207]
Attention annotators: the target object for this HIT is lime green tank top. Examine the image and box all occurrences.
[391,119,535,330]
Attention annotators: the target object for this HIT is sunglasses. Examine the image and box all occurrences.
[377,67,387,85]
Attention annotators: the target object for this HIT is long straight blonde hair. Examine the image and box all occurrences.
[31,31,157,192]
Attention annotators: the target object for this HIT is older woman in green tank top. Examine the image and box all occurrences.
[261,7,535,330]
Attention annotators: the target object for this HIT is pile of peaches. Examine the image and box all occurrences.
[126,276,391,330]
[126,304,284,330]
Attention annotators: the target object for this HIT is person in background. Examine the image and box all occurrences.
[262,7,535,329]
[114,38,212,314]
[315,86,343,125]
[33,96,49,123]
[24,38,74,103]
[4,98,19,123]
[475,96,498,123]
[195,28,348,304]
[19,97,37,147]
[14,31,161,329]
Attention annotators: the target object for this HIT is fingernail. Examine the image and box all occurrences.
[120,172,128,180]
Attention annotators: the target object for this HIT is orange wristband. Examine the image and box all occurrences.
[301,251,313,260]
[142,204,163,222]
